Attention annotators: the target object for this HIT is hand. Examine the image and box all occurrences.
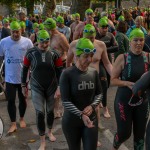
[54,86,61,99]
[82,105,93,116]
[125,81,134,89]
[22,87,28,98]
[82,114,94,128]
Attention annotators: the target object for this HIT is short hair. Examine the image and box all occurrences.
[101,11,108,18]
[135,16,144,23]
[18,12,25,16]
[116,21,128,34]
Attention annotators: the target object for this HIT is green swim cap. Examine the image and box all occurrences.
[118,15,125,21]
[102,16,108,21]
[33,23,39,29]
[85,8,93,15]
[76,38,95,56]
[37,30,50,42]
[10,21,21,30]
[44,18,56,30]
[3,18,9,24]
[129,28,144,41]
[75,13,80,17]
[20,21,26,28]
[56,16,64,24]
[83,24,96,36]
[39,23,45,30]
[98,18,108,27]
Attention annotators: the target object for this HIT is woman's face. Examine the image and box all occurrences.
[77,53,93,69]
[135,20,143,28]
[130,37,144,54]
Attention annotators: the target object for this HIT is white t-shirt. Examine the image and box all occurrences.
[0,36,33,84]
[57,26,71,42]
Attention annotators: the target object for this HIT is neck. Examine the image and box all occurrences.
[76,62,88,72]
[86,20,94,25]
[51,29,59,35]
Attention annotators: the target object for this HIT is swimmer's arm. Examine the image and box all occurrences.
[111,54,134,87]
[66,41,76,67]
[100,42,113,76]
[59,35,69,52]
[60,71,82,118]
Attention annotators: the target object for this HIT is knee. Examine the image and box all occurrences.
[37,111,45,122]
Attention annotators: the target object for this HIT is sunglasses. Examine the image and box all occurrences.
[86,12,93,16]
[83,29,95,34]
[77,47,96,54]
[101,25,108,29]
[128,95,143,107]
[38,38,50,42]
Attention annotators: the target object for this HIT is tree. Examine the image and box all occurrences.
[70,0,91,20]
[133,0,140,7]
[42,0,56,17]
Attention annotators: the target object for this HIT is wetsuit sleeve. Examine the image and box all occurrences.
[91,71,103,109]
[132,71,150,96]
[60,70,82,118]
[51,50,63,84]
[107,34,119,53]
[21,52,31,86]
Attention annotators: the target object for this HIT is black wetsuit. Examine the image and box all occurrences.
[132,71,150,150]
[96,32,118,107]
[21,47,63,136]
[113,51,149,150]
[60,66,102,150]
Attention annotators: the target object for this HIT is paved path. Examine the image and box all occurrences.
[0,86,135,150]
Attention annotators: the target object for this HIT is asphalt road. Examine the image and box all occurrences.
[0,86,135,150]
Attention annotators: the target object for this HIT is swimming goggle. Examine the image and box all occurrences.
[76,47,96,54]
[83,29,95,34]
[38,38,50,42]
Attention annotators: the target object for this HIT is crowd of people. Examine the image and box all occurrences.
[0,5,150,150]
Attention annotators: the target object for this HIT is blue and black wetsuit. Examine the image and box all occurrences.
[60,66,103,150]
[21,47,63,136]
[113,51,149,150]
[132,71,150,150]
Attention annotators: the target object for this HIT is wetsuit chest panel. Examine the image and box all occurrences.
[28,48,57,89]
[68,66,97,110]
[122,52,149,82]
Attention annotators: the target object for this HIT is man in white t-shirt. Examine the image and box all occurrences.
[0,21,33,134]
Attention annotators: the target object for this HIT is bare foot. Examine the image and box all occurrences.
[103,110,111,118]
[38,142,46,150]
[20,119,26,128]
[8,123,17,133]
[98,122,105,131]
[97,141,102,147]
[54,112,62,119]
[48,133,56,142]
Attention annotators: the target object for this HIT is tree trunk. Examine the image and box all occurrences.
[115,0,121,8]
[42,0,56,17]
[70,0,91,21]
[26,0,35,15]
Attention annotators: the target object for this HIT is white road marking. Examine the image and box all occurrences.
[103,129,129,150]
